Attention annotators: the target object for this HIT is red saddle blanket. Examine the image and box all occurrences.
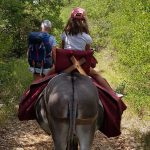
[18,74,126,138]
[55,48,97,73]
[93,79,127,137]
[18,74,56,120]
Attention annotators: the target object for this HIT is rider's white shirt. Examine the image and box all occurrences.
[61,32,92,50]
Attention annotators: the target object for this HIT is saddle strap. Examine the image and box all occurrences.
[53,112,98,125]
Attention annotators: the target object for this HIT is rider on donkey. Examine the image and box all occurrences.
[61,7,122,98]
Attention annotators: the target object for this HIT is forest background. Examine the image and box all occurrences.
[0,0,149,128]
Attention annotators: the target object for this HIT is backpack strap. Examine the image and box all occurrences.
[40,42,46,76]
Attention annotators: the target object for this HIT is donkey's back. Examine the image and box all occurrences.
[35,73,103,150]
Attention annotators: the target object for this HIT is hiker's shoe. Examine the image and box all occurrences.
[116,93,124,98]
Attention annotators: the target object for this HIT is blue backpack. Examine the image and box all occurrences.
[28,32,53,74]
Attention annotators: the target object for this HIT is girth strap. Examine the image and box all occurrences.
[53,112,98,125]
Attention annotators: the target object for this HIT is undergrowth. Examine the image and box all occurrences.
[0,59,32,124]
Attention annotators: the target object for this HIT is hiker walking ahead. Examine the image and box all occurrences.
[61,7,123,97]
[27,20,57,81]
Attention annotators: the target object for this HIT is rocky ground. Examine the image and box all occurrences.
[0,106,149,150]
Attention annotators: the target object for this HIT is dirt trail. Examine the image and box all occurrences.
[0,108,149,150]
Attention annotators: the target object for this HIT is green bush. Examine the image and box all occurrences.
[0,59,32,105]
[0,0,63,58]
[0,58,32,123]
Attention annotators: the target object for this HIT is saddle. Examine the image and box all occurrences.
[55,48,97,74]
[18,48,127,137]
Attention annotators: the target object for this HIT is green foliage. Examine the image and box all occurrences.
[0,0,63,58]
[104,0,150,111]
[0,59,32,104]
[0,59,32,123]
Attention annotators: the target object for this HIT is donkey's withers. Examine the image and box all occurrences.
[35,73,103,150]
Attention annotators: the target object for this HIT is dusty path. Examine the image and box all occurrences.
[0,109,149,150]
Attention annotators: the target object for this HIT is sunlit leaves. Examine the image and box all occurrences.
[0,0,63,58]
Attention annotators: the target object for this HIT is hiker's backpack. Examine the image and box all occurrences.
[28,32,53,74]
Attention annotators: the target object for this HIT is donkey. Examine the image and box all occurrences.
[35,73,104,150]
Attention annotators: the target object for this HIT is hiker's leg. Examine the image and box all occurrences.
[33,73,44,81]
[47,65,56,76]
[89,68,114,93]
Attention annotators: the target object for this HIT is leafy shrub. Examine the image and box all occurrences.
[0,0,63,58]
[0,59,32,105]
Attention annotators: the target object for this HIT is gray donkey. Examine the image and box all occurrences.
[35,73,104,150]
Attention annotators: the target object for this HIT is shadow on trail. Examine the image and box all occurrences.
[20,141,53,149]
[142,131,150,150]
[0,118,53,149]
[131,128,150,150]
